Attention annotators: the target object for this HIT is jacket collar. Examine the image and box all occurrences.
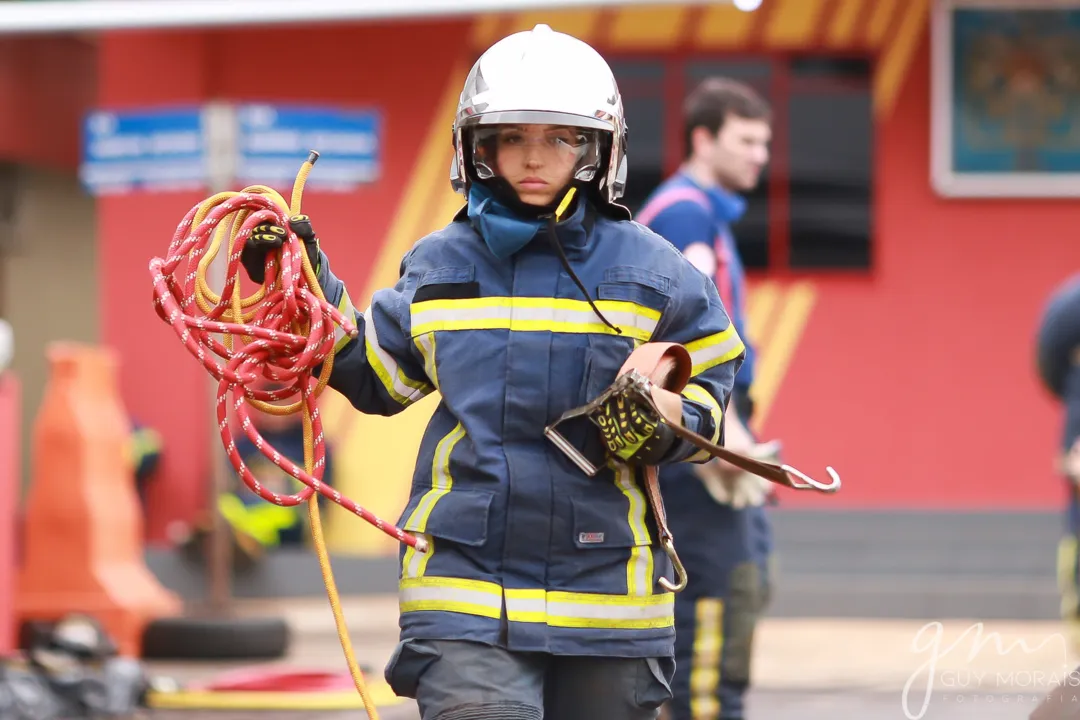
[678,169,747,225]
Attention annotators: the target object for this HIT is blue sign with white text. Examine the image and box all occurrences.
[79,107,207,195]
[236,104,381,191]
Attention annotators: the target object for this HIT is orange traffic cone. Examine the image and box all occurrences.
[15,342,182,656]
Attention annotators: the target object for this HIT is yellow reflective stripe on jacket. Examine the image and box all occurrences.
[504,588,674,629]
[400,577,502,619]
[613,464,653,596]
[413,331,439,391]
[333,287,358,353]
[397,577,675,630]
[401,423,467,579]
[682,383,723,463]
[362,304,433,406]
[410,297,660,342]
[684,326,745,377]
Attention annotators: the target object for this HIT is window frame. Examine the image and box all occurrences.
[606,49,878,280]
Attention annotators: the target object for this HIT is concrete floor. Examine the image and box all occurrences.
[145,691,1058,720]
[141,595,1075,720]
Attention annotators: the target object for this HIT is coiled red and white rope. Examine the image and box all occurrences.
[148,185,425,551]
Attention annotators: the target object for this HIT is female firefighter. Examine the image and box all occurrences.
[239,25,745,720]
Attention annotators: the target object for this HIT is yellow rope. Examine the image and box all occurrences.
[190,154,380,720]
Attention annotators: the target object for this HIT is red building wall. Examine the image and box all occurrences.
[765,27,1080,509]
[5,8,1075,544]
[95,23,471,541]
[0,36,95,169]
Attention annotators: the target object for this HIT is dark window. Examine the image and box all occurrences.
[788,58,873,269]
[612,54,873,273]
[608,61,665,216]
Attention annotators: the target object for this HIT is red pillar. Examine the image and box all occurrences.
[96,31,212,543]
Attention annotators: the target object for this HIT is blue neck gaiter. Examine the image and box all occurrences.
[467,183,547,260]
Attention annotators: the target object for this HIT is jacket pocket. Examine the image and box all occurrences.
[412,265,479,303]
[383,638,442,699]
[570,493,650,550]
[597,265,673,316]
[580,333,636,404]
[401,487,495,547]
[572,334,636,474]
[585,266,674,400]
[635,656,675,709]
[409,265,479,383]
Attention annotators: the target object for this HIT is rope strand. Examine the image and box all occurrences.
[149,152,422,719]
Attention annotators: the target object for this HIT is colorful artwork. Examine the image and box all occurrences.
[932,1,1080,197]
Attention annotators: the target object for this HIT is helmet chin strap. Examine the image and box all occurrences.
[474,177,621,334]
[540,186,622,335]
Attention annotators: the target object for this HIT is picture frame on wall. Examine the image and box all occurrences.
[931,0,1080,198]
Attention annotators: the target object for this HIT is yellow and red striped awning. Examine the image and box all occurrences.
[471,0,929,119]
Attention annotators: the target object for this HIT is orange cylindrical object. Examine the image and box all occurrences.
[15,342,181,656]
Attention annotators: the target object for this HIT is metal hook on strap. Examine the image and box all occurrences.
[782,464,841,493]
[657,536,688,593]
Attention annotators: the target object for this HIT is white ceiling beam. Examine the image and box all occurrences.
[0,0,725,35]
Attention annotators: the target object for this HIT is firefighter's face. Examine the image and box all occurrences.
[493,124,587,206]
[702,115,771,192]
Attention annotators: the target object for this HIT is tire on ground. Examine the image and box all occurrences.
[140,615,291,660]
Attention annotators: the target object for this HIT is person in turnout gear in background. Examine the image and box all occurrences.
[238,25,745,720]
[180,376,337,569]
[637,77,776,720]
[219,377,337,553]
[1036,273,1080,658]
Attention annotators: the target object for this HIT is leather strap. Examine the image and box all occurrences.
[612,342,839,593]
[618,342,828,492]
[617,343,692,592]
[565,342,838,592]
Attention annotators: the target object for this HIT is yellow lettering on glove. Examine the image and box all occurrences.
[598,395,658,462]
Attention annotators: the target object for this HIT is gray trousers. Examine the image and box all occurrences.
[384,638,675,720]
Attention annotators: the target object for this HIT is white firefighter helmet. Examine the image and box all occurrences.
[449,24,629,207]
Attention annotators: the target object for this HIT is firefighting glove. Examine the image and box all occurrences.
[695,440,782,508]
[596,392,676,465]
[239,214,320,285]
